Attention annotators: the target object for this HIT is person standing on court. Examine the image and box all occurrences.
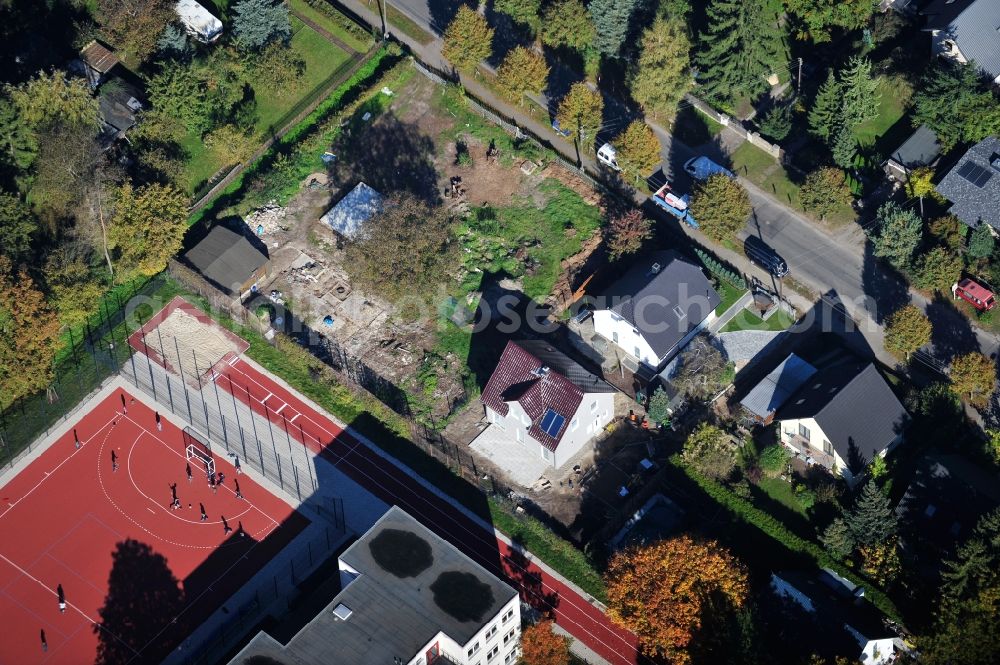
[40,629,47,652]
[199,503,208,521]
[56,584,66,613]
[155,411,162,432]
[234,479,243,500]
[120,393,127,415]
[110,449,118,472]
[186,462,192,483]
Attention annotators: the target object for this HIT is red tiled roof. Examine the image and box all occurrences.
[480,341,585,451]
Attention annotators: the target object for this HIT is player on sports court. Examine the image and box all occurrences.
[56,584,66,613]
[110,449,118,472]
[234,479,244,500]
[186,462,193,483]
[199,503,208,521]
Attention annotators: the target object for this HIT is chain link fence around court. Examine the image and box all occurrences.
[119,352,345,518]
[0,276,167,470]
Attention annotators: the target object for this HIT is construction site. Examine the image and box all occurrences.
[236,70,609,424]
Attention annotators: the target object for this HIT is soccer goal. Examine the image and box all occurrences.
[182,427,215,477]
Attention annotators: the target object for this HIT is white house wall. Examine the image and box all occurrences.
[407,596,521,665]
[485,404,548,464]
[593,308,717,371]
[554,392,614,468]
[593,310,658,367]
[485,393,613,470]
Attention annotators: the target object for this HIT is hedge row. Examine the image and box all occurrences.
[489,498,607,603]
[694,247,747,290]
[670,457,900,621]
[189,45,398,227]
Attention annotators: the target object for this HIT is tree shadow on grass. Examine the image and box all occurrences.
[327,111,441,205]
[504,535,561,615]
[93,539,187,665]
[926,291,980,364]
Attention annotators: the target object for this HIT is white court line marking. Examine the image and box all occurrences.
[0,414,119,521]
[289,414,301,423]
[147,508,156,514]
[117,413,279,530]
[0,550,141,658]
[274,404,287,415]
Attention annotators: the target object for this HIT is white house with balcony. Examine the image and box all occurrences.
[772,569,908,664]
[773,361,908,486]
[230,506,521,665]
[591,251,720,372]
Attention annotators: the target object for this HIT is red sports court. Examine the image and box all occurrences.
[130,296,644,664]
[0,389,307,664]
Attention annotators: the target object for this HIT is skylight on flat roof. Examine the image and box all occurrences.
[333,603,353,620]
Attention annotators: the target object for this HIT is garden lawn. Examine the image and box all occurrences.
[755,477,807,517]
[853,76,909,148]
[288,0,373,52]
[721,307,795,332]
[459,180,603,299]
[255,17,354,132]
[714,279,746,317]
[672,105,724,147]
[182,18,353,194]
[731,141,855,227]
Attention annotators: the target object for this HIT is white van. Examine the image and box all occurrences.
[597,143,621,171]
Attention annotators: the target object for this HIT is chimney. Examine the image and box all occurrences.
[332,603,353,620]
[651,262,662,274]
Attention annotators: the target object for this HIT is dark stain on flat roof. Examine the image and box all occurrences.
[368,529,433,578]
[431,571,495,623]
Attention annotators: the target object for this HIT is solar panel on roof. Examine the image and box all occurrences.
[539,408,565,437]
[956,161,993,188]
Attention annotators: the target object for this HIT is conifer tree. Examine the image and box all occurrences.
[589,0,640,57]
[808,70,841,140]
[840,56,880,129]
[820,517,855,559]
[845,481,897,548]
[696,0,787,103]
[832,124,857,168]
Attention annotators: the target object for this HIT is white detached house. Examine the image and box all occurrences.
[592,251,720,371]
[480,340,617,470]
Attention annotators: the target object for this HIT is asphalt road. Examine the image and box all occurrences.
[379,0,1000,366]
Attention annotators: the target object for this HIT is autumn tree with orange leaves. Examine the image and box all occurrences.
[519,620,570,665]
[0,256,63,407]
[605,535,749,663]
